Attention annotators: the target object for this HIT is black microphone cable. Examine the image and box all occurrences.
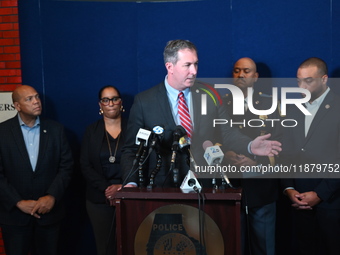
[191,180,207,255]
[122,139,146,187]
[137,147,148,187]
[122,146,150,188]
[147,153,162,189]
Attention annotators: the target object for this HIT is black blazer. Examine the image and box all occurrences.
[224,91,282,208]
[121,81,252,187]
[0,115,74,226]
[281,89,340,209]
[80,118,127,203]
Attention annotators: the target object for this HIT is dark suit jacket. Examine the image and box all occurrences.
[80,118,126,203]
[0,115,74,226]
[280,89,340,209]
[224,91,281,208]
[121,81,252,187]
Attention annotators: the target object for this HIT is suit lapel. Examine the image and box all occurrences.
[304,91,333,145]
[35,120,48,172]
[296,111,306,148]
[157,83,177,128]
[10,117,33,170]
[192,85,202,131]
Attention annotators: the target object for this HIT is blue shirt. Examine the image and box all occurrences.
[164,76,194,127]
[164,77,254,153]
[305,87,330,136]
[18,115,40,171]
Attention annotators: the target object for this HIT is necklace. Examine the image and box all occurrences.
[105,130,121,163]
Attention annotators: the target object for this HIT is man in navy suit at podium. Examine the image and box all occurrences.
[121,39,281,188]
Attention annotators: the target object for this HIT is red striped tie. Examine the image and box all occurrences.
[178,92,192,138]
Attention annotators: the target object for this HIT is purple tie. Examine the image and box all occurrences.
[178,92,192,138]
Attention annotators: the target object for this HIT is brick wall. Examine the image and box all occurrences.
[0,1,19,253]
[0,0,21,93]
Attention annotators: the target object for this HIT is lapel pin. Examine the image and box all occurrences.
[325,104,330,109]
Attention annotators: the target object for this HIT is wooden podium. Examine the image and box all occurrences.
[115,187,241,255]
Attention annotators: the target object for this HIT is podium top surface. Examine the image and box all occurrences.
[115,187,242,201]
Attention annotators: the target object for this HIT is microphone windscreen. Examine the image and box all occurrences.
[179,136,190,148]
[152,125,164,135]
[202,140,214,150]
[174,125,187,137]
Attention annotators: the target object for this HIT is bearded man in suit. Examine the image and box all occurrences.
[282,57,340,255]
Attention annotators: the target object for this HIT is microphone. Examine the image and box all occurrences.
[171,125,187,152]
[133,128,152,165]
[171,125,186,163]
[179,136,198,171]
[122,128,151,188]
[203,140,233,188]
[134,128,152,187]
[147,125,165,155]
[135,128,152,146]
[202,141,224,165]
[180,169,202,193]
[147,126,165,189]
[170,126,187,186]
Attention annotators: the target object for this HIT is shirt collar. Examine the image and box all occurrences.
[18,114,40,128]
[244,88,254,104]
[164,75,190,101]
[307,87,330,107]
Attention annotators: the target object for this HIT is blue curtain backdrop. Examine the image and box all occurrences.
[17,0,340,253]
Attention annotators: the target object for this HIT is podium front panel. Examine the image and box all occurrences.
[115,187,241,255]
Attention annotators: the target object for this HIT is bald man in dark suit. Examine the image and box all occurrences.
[0,85,73,255]
[224,57,281,255]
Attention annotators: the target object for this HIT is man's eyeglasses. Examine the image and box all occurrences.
[100,97,122,105]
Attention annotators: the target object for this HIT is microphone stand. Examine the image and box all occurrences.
[220,176,227,190]
[138,147,147,188]
[173,167,179,187]
[169,148,180,187]
[211,178,218,190]
[147,153,162,189]
[217,163,233,189]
